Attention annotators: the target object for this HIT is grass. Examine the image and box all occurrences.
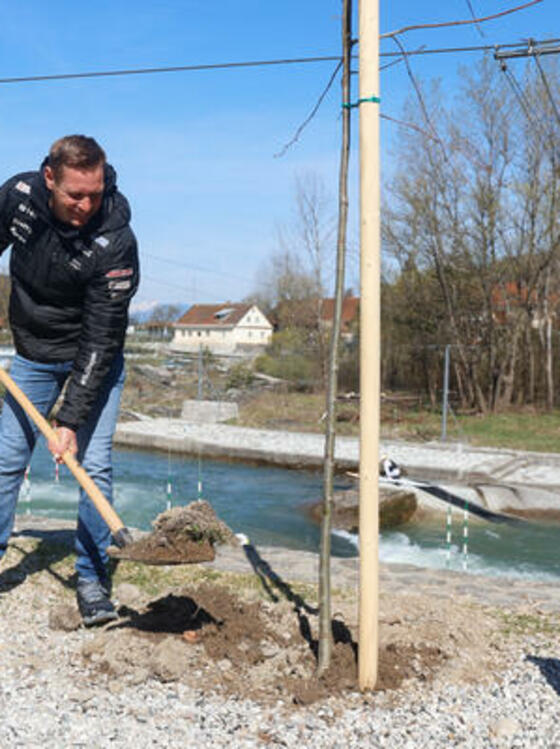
[497,610,560,637]
[3,536,323,605]
[451,410,560,453]
[237,390,560,454]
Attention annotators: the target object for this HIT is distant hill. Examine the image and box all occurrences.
[129,302,191,324]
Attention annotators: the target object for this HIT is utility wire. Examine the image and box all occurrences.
[384,39,560,58]
[141,272,217,299]
[0,39,558,86]
[381,0,543,39]
[533,52,560,127]
[498,60,543,134]
[140,251,248,282]
[0,56,344,85]
[465,0,485,38]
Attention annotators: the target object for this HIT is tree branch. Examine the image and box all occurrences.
[391,34,447,156]
[275,61,343,158]
[380,113,439,142]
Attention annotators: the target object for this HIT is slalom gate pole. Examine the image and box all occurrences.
[446,505,452,568]
[462,500,469,570]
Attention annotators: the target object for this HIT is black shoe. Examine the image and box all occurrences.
[77,578,118,627]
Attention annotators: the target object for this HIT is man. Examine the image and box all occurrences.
[0,135,139,625]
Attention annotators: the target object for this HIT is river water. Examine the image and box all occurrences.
[15,441,560,582]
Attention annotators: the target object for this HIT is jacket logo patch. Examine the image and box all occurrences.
[10,226,28,243]
[105,268,133,279]
[95,236,110,248]
[108,279,132,291]
[15,181,31,195]
[12,218,32,235]
[18,202,36,218]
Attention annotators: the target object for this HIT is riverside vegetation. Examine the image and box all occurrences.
[118,349,560,454]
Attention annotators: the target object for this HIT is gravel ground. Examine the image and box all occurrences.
[2,522,560,747]
[2,606,560,748]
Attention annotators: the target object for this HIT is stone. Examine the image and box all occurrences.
[114,582,143,607]
[150,637,189,682]
[48,604,81,631]
[489,717,519,740]
[181,399,238,424]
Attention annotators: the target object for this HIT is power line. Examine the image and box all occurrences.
[494,39,560,60]
[499,61,539,128]
[496,38,560,134]
[141,272,219,300]
[533,53,560,127]
[0,57,342,85]
[1,40,558,86]
[389,38,560,57]
[140,251,248,282]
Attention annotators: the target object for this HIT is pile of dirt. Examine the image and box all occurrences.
[73,579,503,705]
[108,500,238,565]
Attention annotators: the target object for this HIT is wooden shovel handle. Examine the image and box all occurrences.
[0,366,127,538]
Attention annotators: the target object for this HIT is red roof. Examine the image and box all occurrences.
[175,303,253,328]
[320,297,359,325]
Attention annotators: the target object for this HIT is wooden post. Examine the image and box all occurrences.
[358,0,380,691]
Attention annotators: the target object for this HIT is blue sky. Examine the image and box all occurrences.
[0,1,555,312]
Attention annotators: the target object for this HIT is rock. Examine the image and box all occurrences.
[150,637,189,682]
[114,582,143,607]
[81,633,108,658]
[489,717,520,740]
[181,399,238,423]
[308,486,417,532]
[127,667,151,686]
[48,604,81,631]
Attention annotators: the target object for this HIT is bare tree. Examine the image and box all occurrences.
[384,57,560,412]
[317,0,352,677]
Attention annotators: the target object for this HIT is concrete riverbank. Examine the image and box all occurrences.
[114,418,560,516]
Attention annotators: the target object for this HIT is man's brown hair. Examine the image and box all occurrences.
[48,135,106,181]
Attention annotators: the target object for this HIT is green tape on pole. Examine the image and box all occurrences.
[342,95,381,109]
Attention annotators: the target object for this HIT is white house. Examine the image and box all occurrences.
[171,303,273,355]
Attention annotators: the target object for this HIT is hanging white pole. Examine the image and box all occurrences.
[358,0,380,691]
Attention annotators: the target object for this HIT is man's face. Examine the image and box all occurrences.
[44,163,105,228]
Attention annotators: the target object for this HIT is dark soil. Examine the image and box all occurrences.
[79,582,448,705]
[107,500,238,565]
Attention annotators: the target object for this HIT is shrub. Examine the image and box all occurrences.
[225,363,254,389]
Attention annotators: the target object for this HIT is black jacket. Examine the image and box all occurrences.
[0,160,139,430]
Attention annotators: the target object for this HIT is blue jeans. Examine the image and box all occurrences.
[0,352,125,583]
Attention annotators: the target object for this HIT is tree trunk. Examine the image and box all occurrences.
[317,0,352,677]
[544,268,554,410]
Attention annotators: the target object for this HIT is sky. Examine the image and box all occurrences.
[0,1,556,314]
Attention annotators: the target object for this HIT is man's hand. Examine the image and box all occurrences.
[48,426,78,463]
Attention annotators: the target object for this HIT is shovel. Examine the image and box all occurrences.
[0,367,133,549]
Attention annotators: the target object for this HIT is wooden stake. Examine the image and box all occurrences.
[358,0,380,691]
